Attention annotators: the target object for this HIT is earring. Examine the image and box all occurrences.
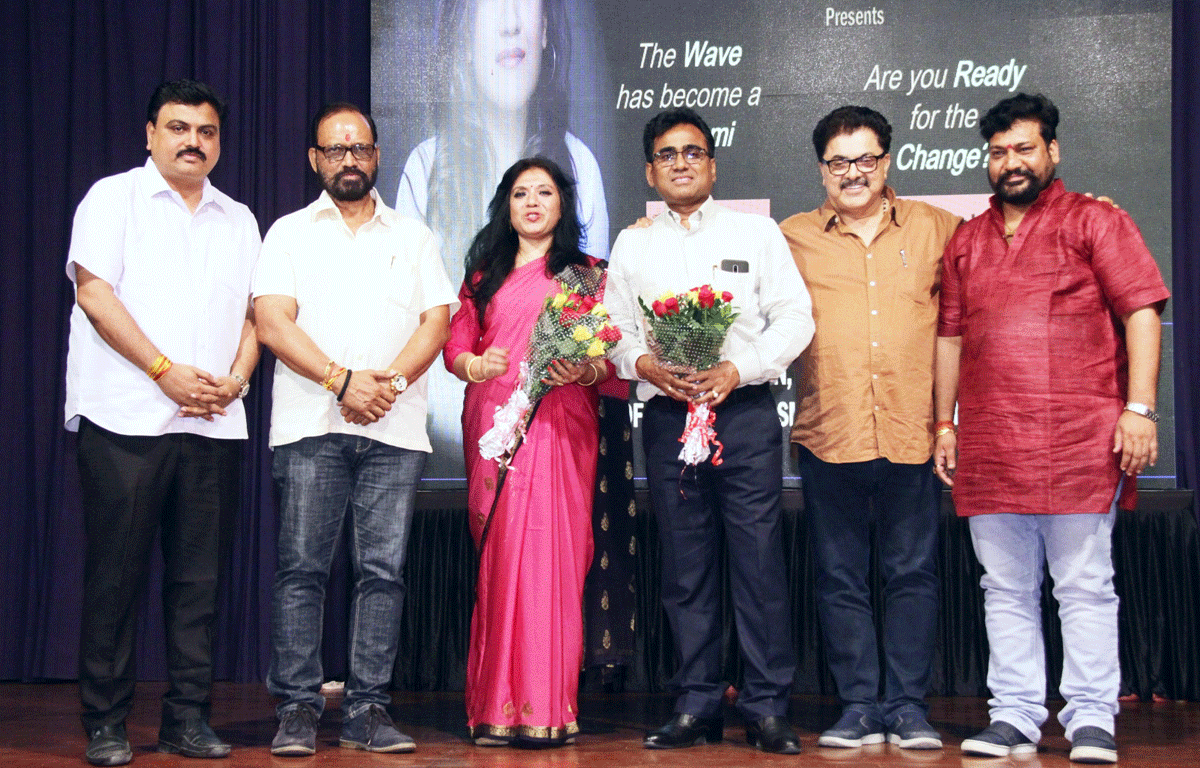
[546,41,558,81]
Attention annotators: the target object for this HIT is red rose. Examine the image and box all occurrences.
[721,291,733,302]
[664,296,679,313]
[559,307,581,326]
[652,300,666,317]
[597,325,622,342]
[580,295,596,312]
[698,285,715,308]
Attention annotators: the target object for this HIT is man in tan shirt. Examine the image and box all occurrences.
[779,106,959,751]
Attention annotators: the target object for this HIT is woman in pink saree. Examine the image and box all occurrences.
[444,157,616,746]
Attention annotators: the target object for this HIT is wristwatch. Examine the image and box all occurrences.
[1124,402,1159,423]
[390,372,408,395]
[232,373,249,399]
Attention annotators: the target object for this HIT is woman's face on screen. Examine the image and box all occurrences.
[471,0,545,112]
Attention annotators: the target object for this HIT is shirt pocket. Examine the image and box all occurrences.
[377,258,420,348]
[709,267,755,313]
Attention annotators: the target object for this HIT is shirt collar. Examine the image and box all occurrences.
[311,187,395,227]
[663,195,717,231]
[141,157,221,212]
[820,185,898,232]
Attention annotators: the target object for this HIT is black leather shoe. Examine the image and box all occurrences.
[747,715,802,754]
[643,713,723,749]
[85,724,132,766]
[157,718,231,758]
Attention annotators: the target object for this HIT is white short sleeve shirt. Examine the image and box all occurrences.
[252,189,459,451]
[63,158,261,438]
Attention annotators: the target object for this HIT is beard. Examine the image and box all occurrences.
[326,166,376,202]
[990,167,1054,206]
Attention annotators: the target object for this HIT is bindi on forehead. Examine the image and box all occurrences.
[345,132,351,142]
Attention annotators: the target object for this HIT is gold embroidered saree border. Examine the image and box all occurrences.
[471,720,581,743]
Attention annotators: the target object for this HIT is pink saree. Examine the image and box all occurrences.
[444,257,601,744]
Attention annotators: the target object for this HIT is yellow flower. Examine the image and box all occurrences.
[587,339,606,357]
[687,289,700,303]
[590,302,608,316]
[658,290,675,303]
[572,325,594,342]
[552,292,568,309]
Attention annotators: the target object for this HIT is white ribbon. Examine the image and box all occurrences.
[478,362,533,467]
[678,401,720,466]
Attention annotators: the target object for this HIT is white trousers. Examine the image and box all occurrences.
[968,497,1120,742]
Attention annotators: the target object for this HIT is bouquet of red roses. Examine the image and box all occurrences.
[638,284,738,466]
[479,283,622,467]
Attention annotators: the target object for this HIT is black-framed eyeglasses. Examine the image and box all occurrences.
[652,145,710,166]
[820,152,886,175]
[313,143,377,163]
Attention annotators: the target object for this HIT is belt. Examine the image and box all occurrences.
[645,382,772,412]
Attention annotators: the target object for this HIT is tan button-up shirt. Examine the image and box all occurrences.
[779,187,960,464]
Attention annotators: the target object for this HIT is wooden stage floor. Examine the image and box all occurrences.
[1,682,1197,767]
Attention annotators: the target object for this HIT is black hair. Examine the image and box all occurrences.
[980,93,1059,144]
[811,105,892,158]
[146,79,226,126]
[309,102,378,147]
[463,156,587,325]
[642,108,716,163]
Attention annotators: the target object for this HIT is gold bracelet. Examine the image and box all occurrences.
[466,355,486,383]
[322,365,346,391]
[934,420,957,437]
[148,354,172,381]
[579,362,601,387]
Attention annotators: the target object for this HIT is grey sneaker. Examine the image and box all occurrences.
[340,704,415,753]
[961,721,1037,757]
[886,707,942,749]
[271,703,319,756]
[1069,726,1117,764]
[817,708,886,748]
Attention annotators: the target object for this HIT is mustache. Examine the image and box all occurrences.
[336,168,369,183]
[1000,169,1036,184]
[840,176,868,189]
[176,147,206,161]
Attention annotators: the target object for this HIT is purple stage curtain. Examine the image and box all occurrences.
[0,0,370,682]
[1174,1,1200,522]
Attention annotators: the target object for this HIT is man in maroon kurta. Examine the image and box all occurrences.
[933,94,1168,765]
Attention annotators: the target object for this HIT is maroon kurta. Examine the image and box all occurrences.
[938,179,1169,517]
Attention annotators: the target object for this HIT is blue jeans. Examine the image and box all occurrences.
[797,445,940,726]
[267,434,424,718]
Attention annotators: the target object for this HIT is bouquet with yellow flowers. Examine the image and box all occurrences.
[638,284,738,466]
[478,282,622,467]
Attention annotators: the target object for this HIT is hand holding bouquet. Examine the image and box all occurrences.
[479,284,622,467]
[639,285,738,466]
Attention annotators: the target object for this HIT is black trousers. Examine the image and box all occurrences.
[76,418,239,732]
[643,385,796,721]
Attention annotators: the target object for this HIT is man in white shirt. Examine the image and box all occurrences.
[64,79,261,766]
[253,103,456,756]
[606,108,814,754]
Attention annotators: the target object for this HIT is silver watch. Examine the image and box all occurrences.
[1124,402,1159,423]
[390,372,408,395]
[232,373,249,399]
